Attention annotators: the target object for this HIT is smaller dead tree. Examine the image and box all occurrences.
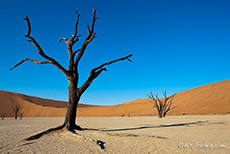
[1,113,5,120]
[148,91,176,118]
[20,111,24,120]
[12,104,21,119]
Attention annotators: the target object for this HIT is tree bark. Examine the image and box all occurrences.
[64,78,81,130]
[158,110,163,118]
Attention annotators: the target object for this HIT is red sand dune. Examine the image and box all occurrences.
[1,80,230,117]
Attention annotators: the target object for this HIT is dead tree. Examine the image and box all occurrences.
[1,113,5,120]
[148,91,176,118]
[20,111,24,120]
[12,104,21,119]
[10,8,133,131]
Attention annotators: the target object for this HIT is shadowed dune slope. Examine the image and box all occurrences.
[1,80,230,117]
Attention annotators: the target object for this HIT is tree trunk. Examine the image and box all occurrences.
[64,80,82,130]
[158,110,163,118]
[163,111,167,118]
[15,113,17,119]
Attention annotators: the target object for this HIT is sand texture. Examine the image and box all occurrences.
[0,115,229,154]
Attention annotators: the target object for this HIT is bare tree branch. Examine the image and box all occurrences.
[74,8,98,66]
[11,104,20,113]
[59,11,81,69]
[71,11,81,43]
[92,54,133,72]
[164,94,176,114]
[155,94,163,111]
[10,58,51,71]
[22,16,68,76]
[163,91,172,107]
[89,8,98,35]
[148,93,161,112]
[59,37,68,43]
[25,16,31,36]
[79,54,133,95]
[73,49,80,56]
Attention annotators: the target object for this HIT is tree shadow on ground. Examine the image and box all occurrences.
[25,125,65,141]
[101,120,210,132]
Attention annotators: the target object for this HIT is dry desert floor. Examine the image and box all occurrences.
[0,115,230,154]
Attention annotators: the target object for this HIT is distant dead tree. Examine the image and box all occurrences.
[148,91,176,118]
[12,104,21,119]
[10,8,133,146]
[1,113,5,120]
[20,111,24,120]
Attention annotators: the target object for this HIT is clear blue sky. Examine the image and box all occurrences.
[1,0,230,105]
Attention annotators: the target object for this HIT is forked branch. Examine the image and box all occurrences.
[71,11,81,43]
[87,7,98,38]
[11,17,68,76]
[74,7,98,66]
[12,104,20,113]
